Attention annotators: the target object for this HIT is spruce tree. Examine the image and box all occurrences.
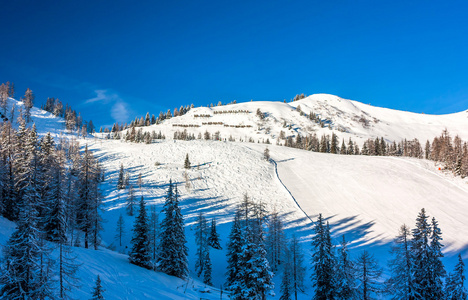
[126,184,136,216]
[203,250,213,286]
[90,275,105,300]
[311,214,335,300]
[428,217,445,299]
[184,153,190,169]
[0,194,51,298]
[335,235,356,300]
[208,217,222,250]
[411,208,432,299]
[148,206,159,269]
[445,254,467,300]
[115,214,125,247]
[157,181,188,278]
[225,210,243,291]
[117,163,124,189]
[195,212,209,277]
[386,224,413,300]
[129,196,151,269]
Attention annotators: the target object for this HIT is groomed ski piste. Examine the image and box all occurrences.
[1,94,467,299]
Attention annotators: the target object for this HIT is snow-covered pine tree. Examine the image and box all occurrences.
[76,145,102,249]
[148,206,159,269]
[355,250,382,299]
[445,254,467,300]
[225,210,243,291]
[330,132,338,154]
[288,235,306,300]
[385,224,413,300]
[157,181,188,278]
[203,250,213,286]
[235,224,274,300]
[311,214,335,300]
[266,209,286,271]
[126,184,136,216]
[184,153,190,169]
[0,185,52,298]
[23,88,34,123]
[90,275,105,300]
[117,163,125,189]
[129,196,151,269]
[264,147,270,161]
[44,147,68,243]
[0,121,18,220]
[411,208,432,299]
[208,217,222,250]
[280,257,293,300]
[428,217,446,299]
[335,235,356,300]
[195,212,209,277]
[115,213,125,247]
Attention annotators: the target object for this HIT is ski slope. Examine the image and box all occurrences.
[1,95,468,299]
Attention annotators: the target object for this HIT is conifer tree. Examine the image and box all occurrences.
[203,250,213,286]
[126,184,136,216]
[0,191,51,298]
[76,145,102,249]
[311,214,335,300]
[235,224,274,300]
[355,250,382,300]
[44,148,68,243]
[129,196,151,269]
[115,214,125,247]
[157,181,188,278]
[184,153,191,169]
[148,206,159,269]
[264,147,270,161]
[117,163,125,189]
[266,210,286,271]
[23,88,34,123]
[445,254,467,300]
[208,217,222,250]
[428,217,445,299]
[386,224,413,300]
[195,212,209,277]
[225,210,243,291]
[288,235,306,300]
[90,275,105,300]
[411,208,433,299]
[335,235,356,300]
[280,260,293,300]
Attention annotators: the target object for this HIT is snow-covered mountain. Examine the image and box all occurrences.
[132,93,468,145]
[1,95,468,299]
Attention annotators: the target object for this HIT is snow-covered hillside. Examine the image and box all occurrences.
[1,95,468,299]
[130,94,468,145]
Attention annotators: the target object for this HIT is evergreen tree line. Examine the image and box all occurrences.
[104,104,194,135]
[304,209,467,300]
[0,119,105,299]
[127,180,189,280]
[42,97,95,135]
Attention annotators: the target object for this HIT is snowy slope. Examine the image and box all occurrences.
[2,96,468,299]
[130,93,468,145]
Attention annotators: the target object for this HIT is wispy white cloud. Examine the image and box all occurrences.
[111,101,130,123]
[85,89,131,123]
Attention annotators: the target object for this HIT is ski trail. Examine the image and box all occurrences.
[270,158,315,225]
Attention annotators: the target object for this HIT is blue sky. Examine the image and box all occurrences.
[1,0,467,127]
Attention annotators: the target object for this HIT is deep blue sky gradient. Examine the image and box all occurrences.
[1,0,468,126]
